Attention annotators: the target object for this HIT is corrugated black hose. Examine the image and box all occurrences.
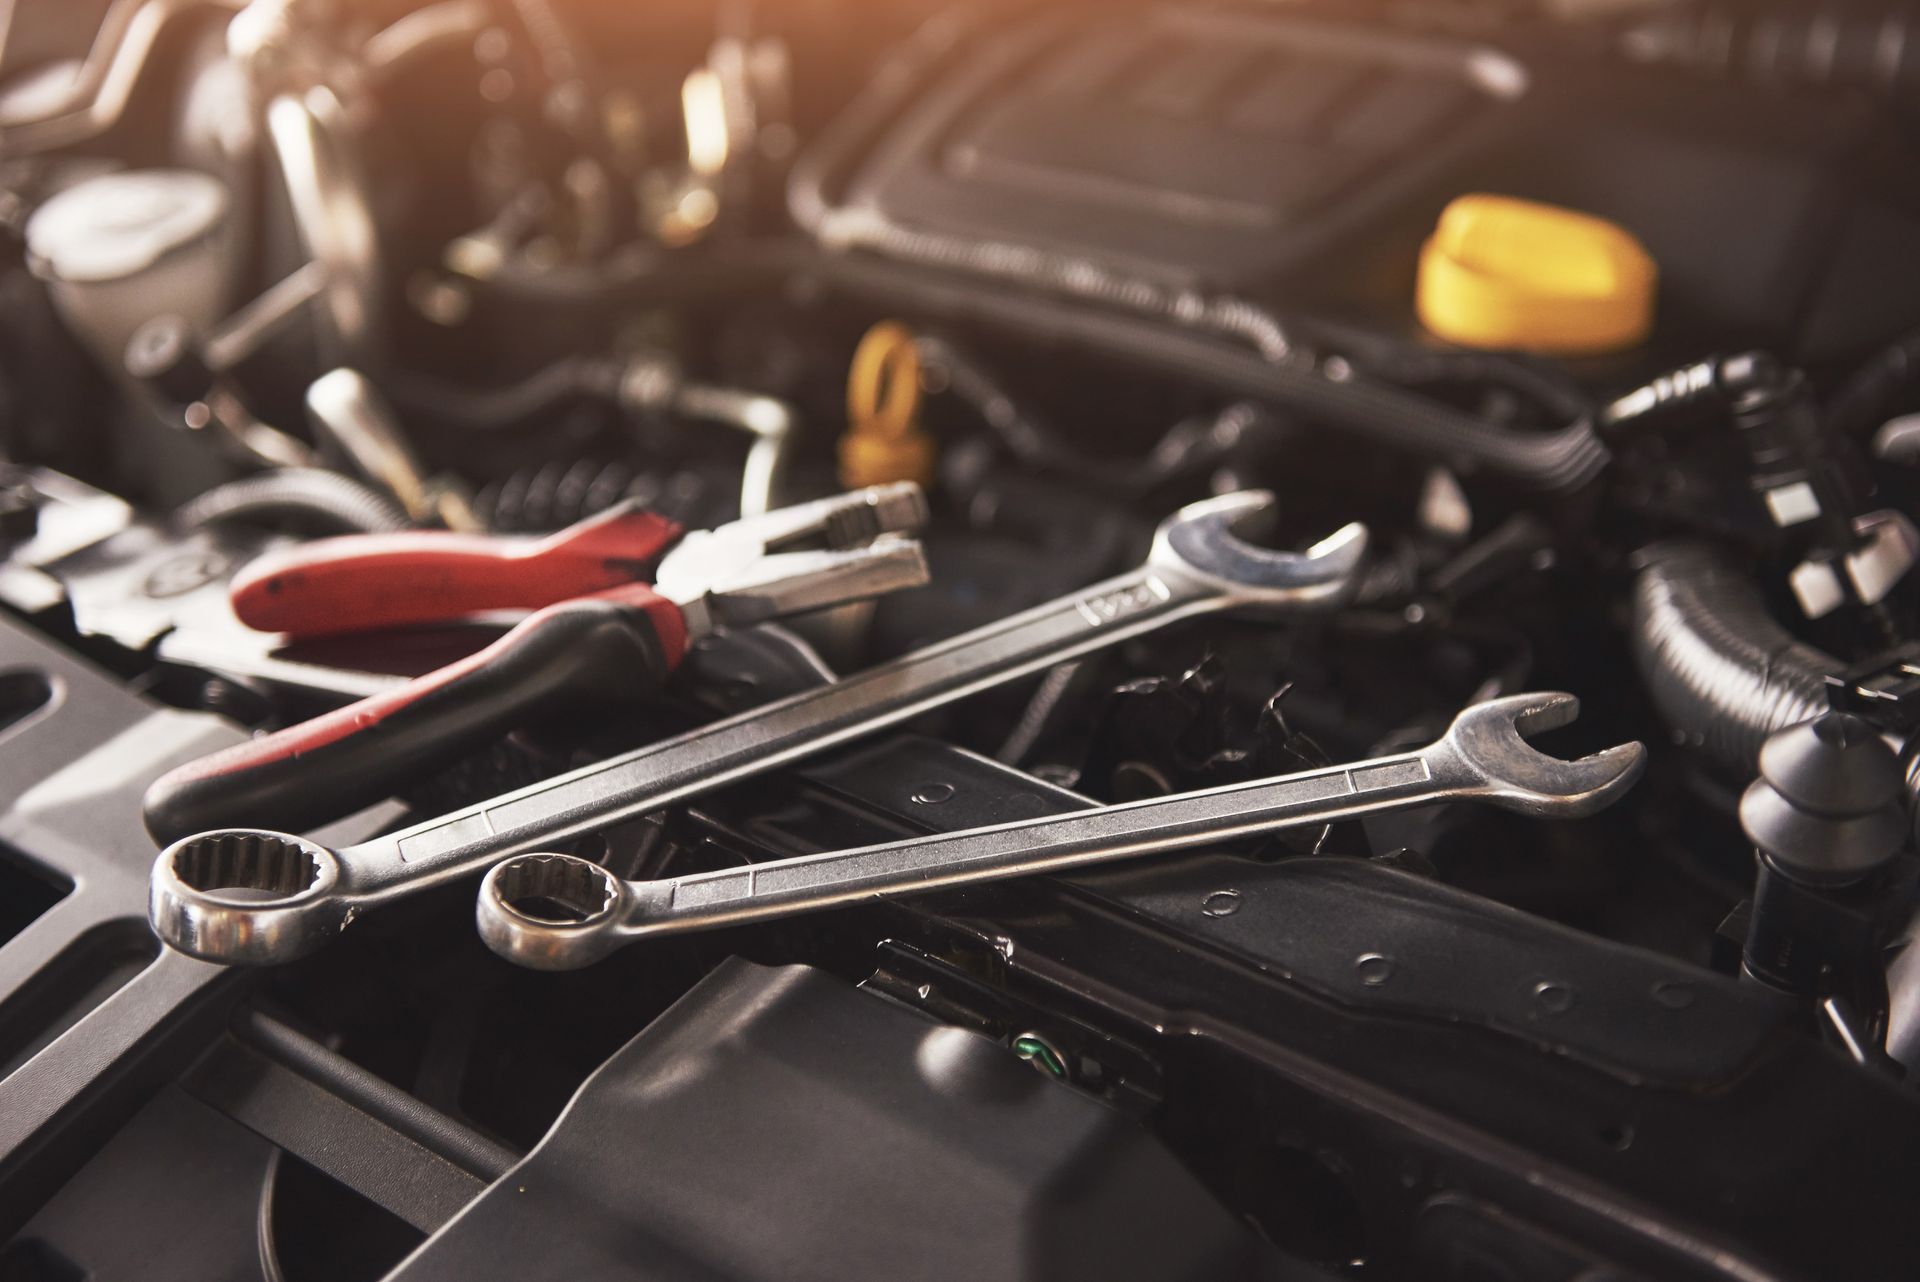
[1630,540,1838,771]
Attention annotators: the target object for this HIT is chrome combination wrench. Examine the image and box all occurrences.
[474,693,1645,969]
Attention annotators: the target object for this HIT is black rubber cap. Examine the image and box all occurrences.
[1740,780,1907,885]
[1757,712,1904,816]
[1742,711,1908,885]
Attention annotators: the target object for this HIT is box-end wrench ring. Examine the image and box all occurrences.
[476,692,1646,970]
[150,490,1367,964]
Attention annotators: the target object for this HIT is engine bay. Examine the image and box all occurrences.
[0,1,1918,1278]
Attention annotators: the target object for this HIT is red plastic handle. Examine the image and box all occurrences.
[230,504,684,637]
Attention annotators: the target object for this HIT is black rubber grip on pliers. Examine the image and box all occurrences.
[143,585,683,844]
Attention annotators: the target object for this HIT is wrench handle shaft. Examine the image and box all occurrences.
[343,565,1214,900]
[476,691,1644,970]
[617,745,1465,937]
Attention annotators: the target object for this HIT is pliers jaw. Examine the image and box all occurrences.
[676,536,929,635]
[726,481,929,556]
[655,482,932,637]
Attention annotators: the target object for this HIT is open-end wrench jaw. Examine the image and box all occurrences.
[1437,692,1648,818]
[1151,490,1369,609]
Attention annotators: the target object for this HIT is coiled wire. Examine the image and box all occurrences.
[178,467,409,534]
[472,458,728,533]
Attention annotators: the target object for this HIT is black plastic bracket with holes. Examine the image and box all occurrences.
[0,612,252,1239]
[678,734,1920,1281]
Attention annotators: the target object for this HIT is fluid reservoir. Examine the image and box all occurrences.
[25,169,235,374]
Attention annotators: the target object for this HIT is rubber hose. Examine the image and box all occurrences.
[922,335,1262,493]
[1356,346,1593,427]
[385,357,623,434]
[459,239,813,310]
[1630,541,1838,771]
[815,253,1610,491]
[178,468,409,536]
[1827,325,1920,442]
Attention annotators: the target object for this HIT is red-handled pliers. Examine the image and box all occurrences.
[143,484,930,842]
[227,501,690,638]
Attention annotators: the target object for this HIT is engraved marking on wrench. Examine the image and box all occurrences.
[1075,575,1171,627]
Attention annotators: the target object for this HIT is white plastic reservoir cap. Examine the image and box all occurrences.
[25,169,229,284]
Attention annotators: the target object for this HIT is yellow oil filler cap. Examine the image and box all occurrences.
[1416,195,1656,356]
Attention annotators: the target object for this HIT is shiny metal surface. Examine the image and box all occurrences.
[477,692,1646,970]
[265,88,382,364]
[150,490,1367,963]
[304,368,479,530]
[653,480,930,631]
[0,0,242,153]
